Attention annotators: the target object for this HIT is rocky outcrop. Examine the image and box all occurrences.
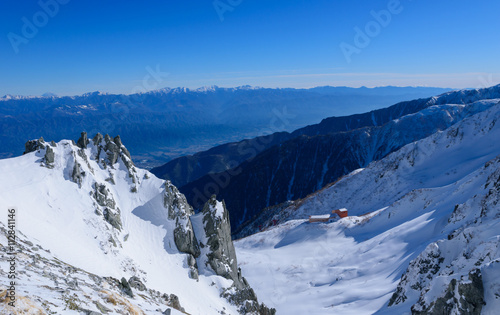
[23,137,45,154]
[93,183,116,209]
[410,270,484,315]
[163,181,200,258]
[77,132,89,149]
[119,277,134,298]
[44,146,55,164]
[389,157,500,314]
[186,254,199,280]
[103,208,122,231]
[92,182,122,231]
[71,161,84,186]
[202,196,240,283]
[128,276,146,291]
[199,195,276,314]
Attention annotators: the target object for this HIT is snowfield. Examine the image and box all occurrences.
[236,101,500,314]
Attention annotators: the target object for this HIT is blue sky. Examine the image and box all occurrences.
[1,0,499,96]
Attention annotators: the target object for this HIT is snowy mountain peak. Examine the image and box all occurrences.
[1,132,274,314]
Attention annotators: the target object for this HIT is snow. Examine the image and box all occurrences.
[214,200,226,219]
[235,101,500,314]
[0,139,241,314]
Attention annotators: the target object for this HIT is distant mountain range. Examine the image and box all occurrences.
[0,86,451,168]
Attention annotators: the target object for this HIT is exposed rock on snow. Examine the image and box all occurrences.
[196,196,275,314]
[163,181,201,258]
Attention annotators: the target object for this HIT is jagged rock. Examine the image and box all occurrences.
[113,136,132,160]
[187,254,199,280]
[162,309,172,315]
[164,181,195,219]
[128,276,146,291]
[104,134,120,164]
[411,270,484,314]
[120,277,134,298]
[202,196,239,284]
[163,181,200,258]
[200,195,276,315]
[77,132,89,149]
[93,133,103,146]
[103,208,122,231]
[44,146,55,165]
[174,221,200,258]
[93,183,116,209]
[168,294,184,312]
[113,135,123,147]
[23,137,45,154]
[72,161,83,185]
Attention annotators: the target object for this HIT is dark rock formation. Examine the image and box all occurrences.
[199,195,276,314]
[77,132,89,149]
[128,276,146,291]
[202,196,239,283]
[71,161,83,185]
[186,254,199,280]
[104,134,120,165]
[163,181,200,258]
[411,270,484,315]
[44,146,55,165]
[103,208,122,231]
[93,183,116,209]
[23,137,45,154]
[92,133,103,146]
[119,277,134,298]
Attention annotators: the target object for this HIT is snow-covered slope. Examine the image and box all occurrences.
[0,133,273,314]
[235,102,500,314]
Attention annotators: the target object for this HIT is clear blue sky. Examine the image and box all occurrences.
[1,0,499,96]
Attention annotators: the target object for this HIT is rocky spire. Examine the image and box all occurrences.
[163,181,200,258]
[198,195,276,314]
[77,132,89,149]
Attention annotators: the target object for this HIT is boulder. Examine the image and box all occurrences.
[128,276,146,291]
[119,277,133,298]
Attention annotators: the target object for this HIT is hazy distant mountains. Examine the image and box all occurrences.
[0,86,450,168]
